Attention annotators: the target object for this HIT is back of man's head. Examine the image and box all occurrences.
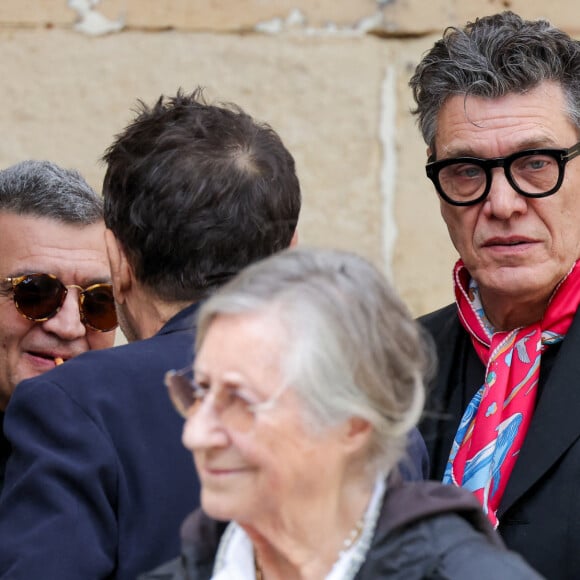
[0,159,102,224]
[102,88,301,303]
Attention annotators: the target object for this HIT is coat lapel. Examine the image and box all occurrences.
[498,309,580,517]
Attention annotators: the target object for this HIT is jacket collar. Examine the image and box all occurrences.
[499,308,580,516]
[375,476,501,546]
[157,302,202,337]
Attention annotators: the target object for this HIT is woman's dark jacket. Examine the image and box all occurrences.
[140,479,542,579]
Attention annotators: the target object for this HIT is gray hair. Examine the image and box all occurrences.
[196,247,433,477]
[409,11,580,152]
[0,160,102,223]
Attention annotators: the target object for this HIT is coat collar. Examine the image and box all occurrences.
[499,308,580,516]
[157,302,201,336]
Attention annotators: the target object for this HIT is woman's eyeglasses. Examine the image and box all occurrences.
[4,273,118,332]
[165,366,286,431]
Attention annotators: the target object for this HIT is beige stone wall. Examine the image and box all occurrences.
[1,0,577,319]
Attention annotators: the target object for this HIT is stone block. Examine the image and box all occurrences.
[0,28,388,283]
[454,1,580,35]
[392,36,458,315]
[110,0,382,32]
[0,0,74,26]
[374,0,580,36]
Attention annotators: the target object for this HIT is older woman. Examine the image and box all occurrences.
[144,248,541,579]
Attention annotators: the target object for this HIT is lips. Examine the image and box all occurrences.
[28,351,58,361]
[480,236,542,256]
[199,462,253,480]
[483,236,537,247]
[27,351,69,365]
[204,467,247,475]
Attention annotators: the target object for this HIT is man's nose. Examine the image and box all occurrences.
[40,289,86,340]
[483,167,528,219]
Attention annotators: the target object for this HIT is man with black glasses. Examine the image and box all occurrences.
[0,160,117,489]
[411,11,580,579]
[0,90,302,580]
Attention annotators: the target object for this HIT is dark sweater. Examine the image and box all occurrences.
[140,479,542,580]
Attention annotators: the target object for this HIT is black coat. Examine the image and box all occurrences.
[420,304,580,579]
[140,480,541,579]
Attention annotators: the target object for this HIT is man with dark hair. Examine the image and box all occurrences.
[0,159,117,489]
[411,11,580,578]
[0,89,301,579]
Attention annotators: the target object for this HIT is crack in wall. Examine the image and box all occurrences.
[379,65,397,279]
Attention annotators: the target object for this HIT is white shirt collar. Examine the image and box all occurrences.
[212,475,386,579]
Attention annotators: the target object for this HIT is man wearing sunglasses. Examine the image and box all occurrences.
[0,90,303,580]
[0,160,117,490]
[411,12,580,579]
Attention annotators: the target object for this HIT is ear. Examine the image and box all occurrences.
[342,416,372,455]
[289,229,299,248]
[426,146,432,159]
[105,229,133,305]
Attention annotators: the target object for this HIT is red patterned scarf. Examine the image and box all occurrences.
[444,259,580,527]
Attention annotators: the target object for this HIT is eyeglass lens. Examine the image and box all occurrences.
[11,274,118,332]
[436,152,561,204]
[165,369,262,432]
[79,284,118,332]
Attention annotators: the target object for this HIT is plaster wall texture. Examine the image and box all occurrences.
[0,1,577,318]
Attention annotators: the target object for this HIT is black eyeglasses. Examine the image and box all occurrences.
[426,141,580,206]
[4,273,118,332]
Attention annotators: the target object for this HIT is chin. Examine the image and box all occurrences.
[201,490,246,522]
[480,267,546,296]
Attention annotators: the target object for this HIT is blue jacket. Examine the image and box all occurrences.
[0,304,201,580]
[0,413,8,492]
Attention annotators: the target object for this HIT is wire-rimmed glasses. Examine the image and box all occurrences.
[164,366,286,431]
[3,273,118,332]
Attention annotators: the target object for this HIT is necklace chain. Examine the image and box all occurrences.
[253,514,366,579]
[254,552,264,580]
[338,514,366,556]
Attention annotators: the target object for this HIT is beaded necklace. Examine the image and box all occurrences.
[253,508,370,578]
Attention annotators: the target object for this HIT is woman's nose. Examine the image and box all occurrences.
[181,396,229,451]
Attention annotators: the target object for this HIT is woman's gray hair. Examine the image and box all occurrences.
[0,160,102,223]
[196,247,434,477]
[409,11,580,152]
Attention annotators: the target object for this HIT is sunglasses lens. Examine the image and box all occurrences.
[13,274,65,321]
[81,285,118,332]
